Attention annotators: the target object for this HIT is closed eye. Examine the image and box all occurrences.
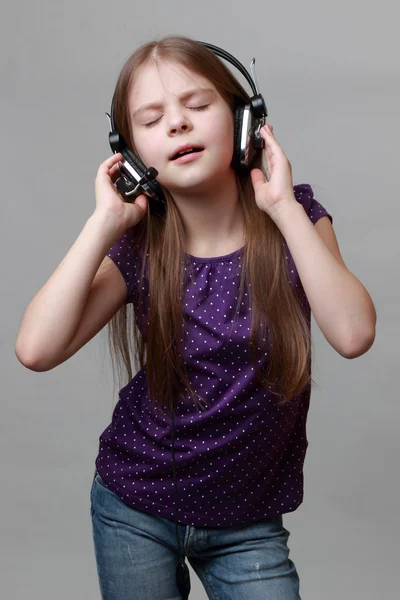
[144,105,209,128]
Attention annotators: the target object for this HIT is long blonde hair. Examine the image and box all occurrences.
[107,35,313,418]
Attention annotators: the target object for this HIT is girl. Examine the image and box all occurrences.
[15,36,376,600]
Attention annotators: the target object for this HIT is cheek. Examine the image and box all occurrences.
[207,114,234,160]
[132,130,162,166]
[208,111,234,143]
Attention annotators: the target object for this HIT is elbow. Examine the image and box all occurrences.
[14,342,53,372]
[340,325,376,359]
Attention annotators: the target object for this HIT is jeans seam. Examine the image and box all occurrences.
[197,563,219,600]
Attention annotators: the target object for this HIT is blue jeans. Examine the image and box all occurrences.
[90,469,302,599]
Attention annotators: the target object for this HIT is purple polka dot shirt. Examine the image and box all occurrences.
[94,183,333,527]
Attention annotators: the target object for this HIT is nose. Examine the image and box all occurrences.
[167,112,193,136]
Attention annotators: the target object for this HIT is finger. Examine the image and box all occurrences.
[97,153,123,180]
[250,168,266,193]
[260,129,274,156]
[261,126,282,159]
[262,124,279,145]
[109,163,121,183]
[100,152,123,171]
[262,136,273,163]
[260,125,274,142]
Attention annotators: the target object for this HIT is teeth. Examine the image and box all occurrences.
[176,147,201,157]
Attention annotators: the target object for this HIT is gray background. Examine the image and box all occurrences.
[2,0,399,598]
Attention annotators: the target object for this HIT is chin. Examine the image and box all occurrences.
[171,168,225,193]
[160,151,233,191]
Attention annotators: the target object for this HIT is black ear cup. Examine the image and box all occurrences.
[121,148,146,176]
[117,147,167,217]
[231,104,260,172]
[231,104,246,171]
[120,148,164,200]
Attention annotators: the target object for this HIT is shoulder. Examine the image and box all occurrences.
[294,184,345,267]
[293,183,333,225]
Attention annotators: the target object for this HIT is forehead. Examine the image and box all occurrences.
[128,60,218,108]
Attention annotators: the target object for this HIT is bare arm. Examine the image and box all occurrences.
[272,201,376,358]
[15,211,127,370]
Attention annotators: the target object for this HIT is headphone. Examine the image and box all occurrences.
[105,42,268,600]
[105,41,268,218]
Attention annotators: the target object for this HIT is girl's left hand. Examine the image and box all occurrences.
[250,124,296,219]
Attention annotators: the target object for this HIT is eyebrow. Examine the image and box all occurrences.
[131,87,216,118]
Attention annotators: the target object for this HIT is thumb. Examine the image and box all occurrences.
[133,193,148,213]
[250,168,266,194]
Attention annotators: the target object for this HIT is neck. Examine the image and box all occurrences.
[170,169,245,256]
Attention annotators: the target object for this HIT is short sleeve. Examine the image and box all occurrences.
[293,183,333,225]
[106,226,138,304]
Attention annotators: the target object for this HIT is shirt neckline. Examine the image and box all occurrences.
[186,245,245,263]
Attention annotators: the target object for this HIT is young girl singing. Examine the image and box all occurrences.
[15,35,376,600]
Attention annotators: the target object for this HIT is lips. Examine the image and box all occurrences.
[169,143,204,161]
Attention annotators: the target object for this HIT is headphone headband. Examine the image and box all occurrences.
[195,41,258,96]
[109,41,266,132]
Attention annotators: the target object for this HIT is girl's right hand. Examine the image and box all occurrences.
[94,152,149,231]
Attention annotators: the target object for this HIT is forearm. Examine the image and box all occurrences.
[271,198,376,357]
[15,211,124,367]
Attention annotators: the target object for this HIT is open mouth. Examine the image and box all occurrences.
[170,147,204,161]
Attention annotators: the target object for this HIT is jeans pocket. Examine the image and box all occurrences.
[94,470,108,490]
[90,470,97,517]
[90,470,109,517]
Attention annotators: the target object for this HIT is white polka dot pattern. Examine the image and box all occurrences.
[95,183,333,527]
